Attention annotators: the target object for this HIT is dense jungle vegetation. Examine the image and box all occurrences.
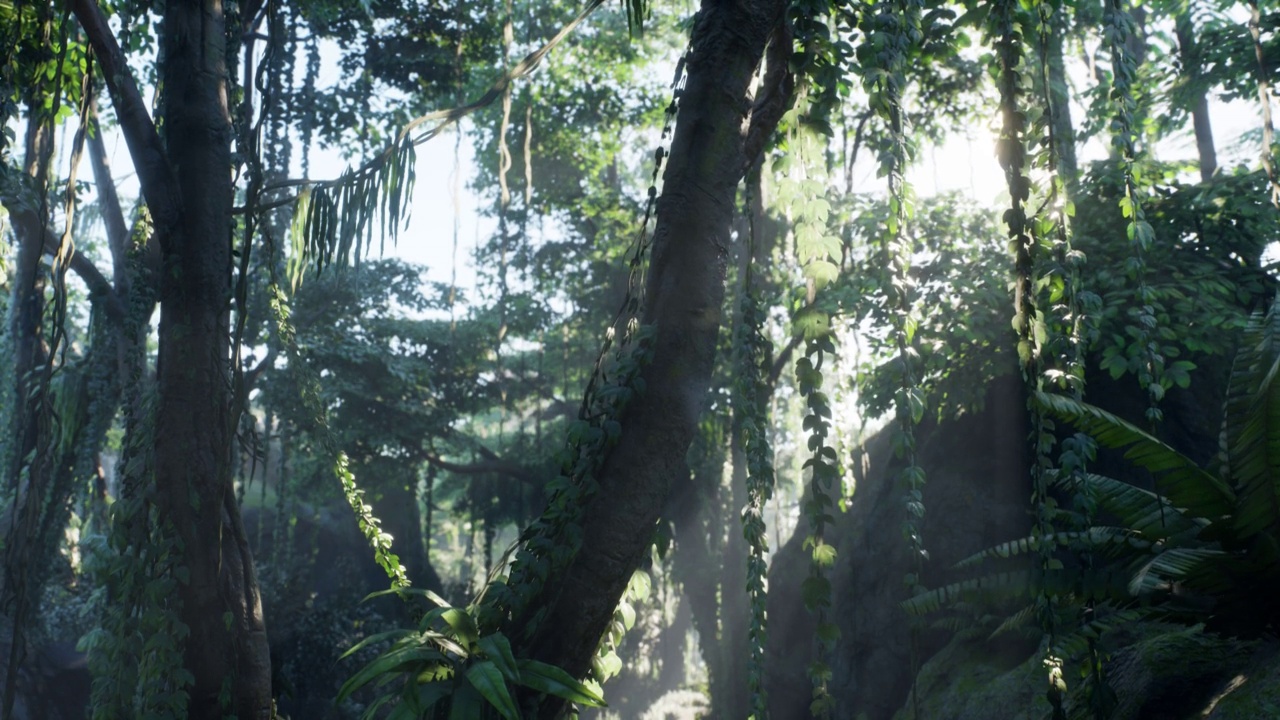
[2,0,1280,716]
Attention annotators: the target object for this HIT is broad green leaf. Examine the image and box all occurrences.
[477,634,519,684]
[516,659,607,707]
[337,645,448,701]
[441,608,479,649]
[448,680,483,720]
[466,661,519,720]
[1035,392,1235,518]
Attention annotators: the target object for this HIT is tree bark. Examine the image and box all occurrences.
[524,0,789,712]
[151,0,271,716]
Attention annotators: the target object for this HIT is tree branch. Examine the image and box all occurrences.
[69,0,181,242]
[742,21,794,172]
[41,232,125,322]
[85,99,131,292]
[422,452,535,484]
[768,333,802,387]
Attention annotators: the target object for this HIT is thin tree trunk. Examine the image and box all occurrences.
[1175,11,1217,182]
[1046,11,1078,189]
[718,162,783,720]
[523,1,790,713]
[153,0,271,715]
[1,85,56,720]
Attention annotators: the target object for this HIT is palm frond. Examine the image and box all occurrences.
[988,602,1040,639]
[288,136,416,288]
[282,0,616,283]
[1035,392,1236,519]
[621,0,648,32]
[1056,472,1205,540]
[1223,298,1280,539]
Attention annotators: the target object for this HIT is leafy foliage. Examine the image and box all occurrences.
[337,589,606,719]
[907,296,1280,687]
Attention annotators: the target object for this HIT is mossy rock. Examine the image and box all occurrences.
[893,635,1050,720]
[898,625,1280,720]
[1106,624,1252,719]
[1201,645,1280,719]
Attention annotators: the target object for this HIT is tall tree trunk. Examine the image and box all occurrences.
[524,0,789,713]
[1,84,56,720]
[668,433,728,713]
[1045,10,1078,190]
[154,0,271,715]
[1175,10,1218,182]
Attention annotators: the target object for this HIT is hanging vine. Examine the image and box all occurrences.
[1103,0,1165,426]
[989,2,1071,715]
[857,0,926,712]
[1032,2,1115,717]
[734,191,777,720]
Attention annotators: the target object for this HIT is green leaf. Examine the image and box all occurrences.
[448,680,484,720]
[477,634,519,684]
[441,608,479,649]
[338,629,415,662]
[1034,392,1235,518]
[516,659,607,707]
[337,644,448,702]
[466,661,519,720]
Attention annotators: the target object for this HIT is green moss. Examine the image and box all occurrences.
[895,637,1050,720]
[898,627,1280,720]
[1203,647,1280,719]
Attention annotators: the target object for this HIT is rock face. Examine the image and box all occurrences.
[765,374,1034,720]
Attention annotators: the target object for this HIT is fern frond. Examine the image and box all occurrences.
[902,572,1033,616]
[1052,607,1149,659]
[954,527,1151,571]
[988,602,1040,639]
[1035,392,1236,519]
[1223,299,1280,540]
[1127,547,1225,596]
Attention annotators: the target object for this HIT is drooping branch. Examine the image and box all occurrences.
[69,0,181,238]
[251,0,609,208]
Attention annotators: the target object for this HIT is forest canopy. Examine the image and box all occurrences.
[2,0,1280,718]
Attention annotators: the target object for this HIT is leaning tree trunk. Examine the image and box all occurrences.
[524,0,790,713]
[152,0,271,716]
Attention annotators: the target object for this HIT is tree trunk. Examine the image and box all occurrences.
[1045,10,1078,190]
[153,0,271,715]
[524,0,789,711]
[1,88,56,720]
[1175,12,1218,182]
